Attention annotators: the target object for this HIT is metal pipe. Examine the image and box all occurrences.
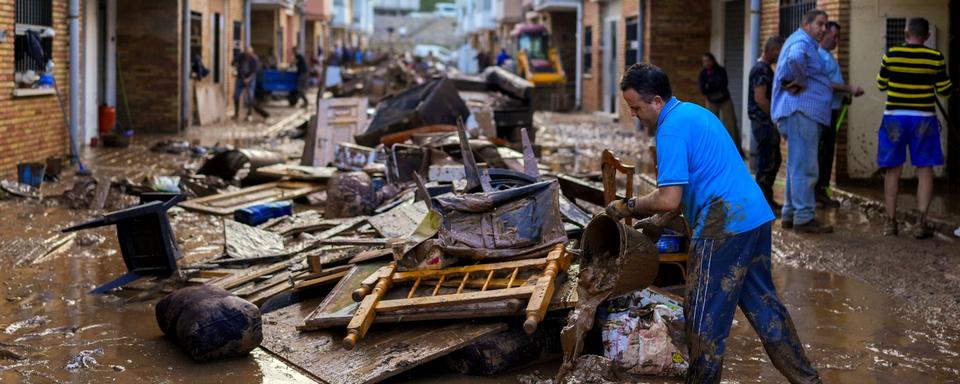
[574,1,582,110]
[244,0,251,48]
[749,0,760,61]
[105,0,117,107]
[181,0,190,130]
[299,4,306,55]
[68,0,79,163]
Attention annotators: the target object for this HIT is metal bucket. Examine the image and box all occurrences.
[579,214,660,298]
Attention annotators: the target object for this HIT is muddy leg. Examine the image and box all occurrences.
[738,223,822,384]
[684,233,753,384]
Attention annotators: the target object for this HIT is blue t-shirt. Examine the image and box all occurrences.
[655,97,774,239]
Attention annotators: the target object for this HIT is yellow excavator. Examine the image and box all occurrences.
[512,24,566,86]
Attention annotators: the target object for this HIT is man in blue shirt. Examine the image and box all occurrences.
[816,21,864,208]
[606,63,821,384]
[772,9,834,233]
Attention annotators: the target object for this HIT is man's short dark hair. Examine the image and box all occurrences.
[907,17,930,39]
[764,36,785,52]
[802,9,827,25]
[826,21,841,32]
[620,62,672,101]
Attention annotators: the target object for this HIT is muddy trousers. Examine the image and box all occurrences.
[752,118,782,201]
[684,223,821,384]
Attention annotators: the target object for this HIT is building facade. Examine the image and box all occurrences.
[0,0,71,175]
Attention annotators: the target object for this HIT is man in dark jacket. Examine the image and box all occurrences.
[294,47,309,108]
[233,46,269,121]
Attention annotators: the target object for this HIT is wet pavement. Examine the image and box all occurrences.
[1,109,959,383]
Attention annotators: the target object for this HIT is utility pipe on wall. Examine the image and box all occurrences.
[749,0,760,62]
[68,0,79,163]
[299,4,306,55]
[574,1,582,110]
[181,0,190,130]
[244,0,251,48]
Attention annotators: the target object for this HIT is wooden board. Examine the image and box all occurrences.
[260,296,507,384]
[179,181,323,215]
[256,164,337,181]
[195,83,226,125]
[302,97,369,167]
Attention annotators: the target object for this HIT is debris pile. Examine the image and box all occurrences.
[1,64,694,383]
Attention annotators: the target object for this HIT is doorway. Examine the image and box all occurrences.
[949,0,958,183]
[212,13,223,83]
[603,18,619,115]
[723,0,745,146]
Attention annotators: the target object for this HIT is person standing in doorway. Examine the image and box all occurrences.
[748,36,785,211]
[607,62,822,384]
[699,52,741,155]
[816,21,864,208]
[876,17,953,238]
[293,47,309,108]
[772,9,833,233]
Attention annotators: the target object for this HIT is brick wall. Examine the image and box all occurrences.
[646,0,711,105]
[0,0,71,176]
[581,0,601,112]
[117,0,180,133]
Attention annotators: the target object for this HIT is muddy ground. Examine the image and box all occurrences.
[1,113,959,383]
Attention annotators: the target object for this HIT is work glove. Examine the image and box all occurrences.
[605,198,635,220]
[634,215,664,241]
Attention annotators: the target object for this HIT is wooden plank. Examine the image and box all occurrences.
[389,257,548,283]
[319,237,388,247]
[347,248,393,264]
[261,298,507,384]
[293,269,349,291]
[256,164,337,181]
[179,181,322,215]
[374,285,535,313]
[207,256,301,290]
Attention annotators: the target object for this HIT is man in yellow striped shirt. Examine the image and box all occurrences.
[876,17,953,239]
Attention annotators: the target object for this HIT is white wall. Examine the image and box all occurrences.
[82,0,100,144]
[847,0,951,178]
[710,0,754,153]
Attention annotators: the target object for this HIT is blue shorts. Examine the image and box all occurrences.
[877,114,944,168]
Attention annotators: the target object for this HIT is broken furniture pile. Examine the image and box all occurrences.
[50,63,694,382]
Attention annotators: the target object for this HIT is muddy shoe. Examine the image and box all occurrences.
[882,217,898,237]
[815,191,840,208]
[914,220,934,240]
[781,218,793,229]
[794,218,833,234]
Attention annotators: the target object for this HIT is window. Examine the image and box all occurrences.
[190,12,202,61]
[212,13,223,83]
[778,0,815,38]
[625,16,639,67]
[14,0,54,89]
[885,17,906,49]
[583,26,592,74]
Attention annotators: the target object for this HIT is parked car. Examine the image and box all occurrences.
[413,44,453,64]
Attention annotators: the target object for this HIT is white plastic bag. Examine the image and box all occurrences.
[601,304,688,376]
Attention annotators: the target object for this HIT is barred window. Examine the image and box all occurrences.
[583,26,592,74]
[15,0,54,84]
[778,0,816,38]
[625,16,639,68]
[885,18,906,49]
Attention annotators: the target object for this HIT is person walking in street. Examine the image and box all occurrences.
[233,46,270,121]
[606,62,822,384]
[816,21,864,208]
[699,52,741,155]
[772,9,834,233]
[748,37,785,211]
[876,17,953,238]
[293,47,309,108]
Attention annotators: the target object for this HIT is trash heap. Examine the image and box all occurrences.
[22,67,694,384]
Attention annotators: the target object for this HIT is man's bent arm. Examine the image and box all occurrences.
[629,185,683,217]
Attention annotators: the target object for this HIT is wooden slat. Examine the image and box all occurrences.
[179,181,323,215]
[389,257,547,283]
[376,286,536,313]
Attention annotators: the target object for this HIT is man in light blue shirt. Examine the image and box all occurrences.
[606,63,821,384]
[816,21,864,208]
[772,9,833,233]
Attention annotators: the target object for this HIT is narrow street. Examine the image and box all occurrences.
[0,0,957,383]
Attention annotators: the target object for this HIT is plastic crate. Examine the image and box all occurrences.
[260,70,299,92]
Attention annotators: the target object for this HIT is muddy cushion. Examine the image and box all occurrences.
[156,286,262,362]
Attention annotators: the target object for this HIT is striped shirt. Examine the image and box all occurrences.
[772,28,833,126]
[877,44,953,112]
